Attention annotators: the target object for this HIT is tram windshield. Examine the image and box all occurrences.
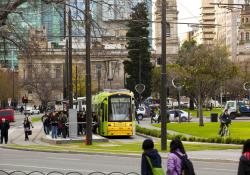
[109,96,131,121]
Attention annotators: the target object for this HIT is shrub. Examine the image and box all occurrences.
[136,125,245,145]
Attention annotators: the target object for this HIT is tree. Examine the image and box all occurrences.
[22,64,62,108]
[124,2,152,99]
[176,40,238,126]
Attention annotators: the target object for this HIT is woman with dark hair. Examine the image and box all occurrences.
[167,138,186,175]
[238,139,250,175]
[141,139,163,175]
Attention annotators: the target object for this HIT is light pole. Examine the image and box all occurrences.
[85,0,92,145]
[160,0,167,151]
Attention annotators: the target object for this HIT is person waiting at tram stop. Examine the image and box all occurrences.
[50,112,58,139]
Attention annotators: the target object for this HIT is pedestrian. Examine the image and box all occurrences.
[167,138,186,175]
[50,112,58,139]
[218,109,231,136]
[23,116,33,141]
[141,139,163,175]
[61,111,68,138]
[237,139,250,175]
[0,118,10,144]
[42,113,50,135]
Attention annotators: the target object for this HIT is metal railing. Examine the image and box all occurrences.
[0,170,139,175]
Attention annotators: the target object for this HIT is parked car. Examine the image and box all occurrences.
[24,106,40,115]
[31,108,40,114]
[167,109,190,122]
[0,109,15,123]
[136,105,147,120]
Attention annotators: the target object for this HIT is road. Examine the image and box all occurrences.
[0,148,239,175]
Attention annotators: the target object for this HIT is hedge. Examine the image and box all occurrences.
[136,125,246,145]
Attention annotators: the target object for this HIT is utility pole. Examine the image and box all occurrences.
[85,0,93,145]
[65,39,69,100]
[68,9,73,108]
[63,3,68,99]
[75,65,78,99]
[161,0,167,151]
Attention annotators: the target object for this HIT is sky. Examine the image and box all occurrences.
[177,0,201,40]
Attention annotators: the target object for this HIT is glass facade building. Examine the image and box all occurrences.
[0,1,64,68]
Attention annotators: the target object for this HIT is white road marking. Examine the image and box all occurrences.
[202,167,237,172]
[47,157,81,161]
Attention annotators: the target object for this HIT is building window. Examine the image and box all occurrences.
[242,18,245,23]
[241,32,245,40]
[247,18,249,23]
[246,32,249,40]
[166,23,171,37]
[55,65,61,78]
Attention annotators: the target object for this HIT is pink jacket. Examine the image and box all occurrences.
[167,150,183,175]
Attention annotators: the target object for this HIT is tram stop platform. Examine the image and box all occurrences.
[41,134,109,144]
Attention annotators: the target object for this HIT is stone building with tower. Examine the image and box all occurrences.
[18,0,179,105]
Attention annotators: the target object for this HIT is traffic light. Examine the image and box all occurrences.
[157,57,161,65]
[22,96,28,103]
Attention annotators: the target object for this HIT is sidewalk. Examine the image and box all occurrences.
[1,119,242,163]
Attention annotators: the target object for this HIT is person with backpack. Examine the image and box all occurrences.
[237,139,250,175]
[167,138,195,175]
[141,139,164,175]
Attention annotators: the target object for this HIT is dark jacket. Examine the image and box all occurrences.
[141,149,162,175]
[238,152,250,175]
[0,121,10,134]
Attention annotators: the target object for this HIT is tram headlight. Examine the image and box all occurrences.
[108,123,114,126]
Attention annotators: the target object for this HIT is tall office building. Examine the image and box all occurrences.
[237,0,250,62]
[214,0,243,61]
[200,0,215,45]
[152,0,179,63]
[0,1,65,69]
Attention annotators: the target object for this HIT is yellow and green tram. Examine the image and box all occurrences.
[92,89,135,136]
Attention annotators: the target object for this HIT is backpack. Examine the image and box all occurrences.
[145,156,165,175]
[174,152,195,175]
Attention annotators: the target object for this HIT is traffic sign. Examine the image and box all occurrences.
[135,84,145,94]
[243,82,250,91]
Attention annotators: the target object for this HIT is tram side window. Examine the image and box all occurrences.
[101,103,104,122]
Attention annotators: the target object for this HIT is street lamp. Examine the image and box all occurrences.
[243,82,250,103]
[172,78,184,123]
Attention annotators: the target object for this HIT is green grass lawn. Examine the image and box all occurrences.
[31,116,41,123]
[185,108,223,118]
[7,140,241,154]
[154,122,250,139]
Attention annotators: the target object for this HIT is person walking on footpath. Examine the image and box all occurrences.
[237,139,250,175]
[23,116,33,141]
[141,139,163,175]
[167,138,195,175]
[0,118,10,144]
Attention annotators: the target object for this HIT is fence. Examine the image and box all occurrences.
[0,170,139,175]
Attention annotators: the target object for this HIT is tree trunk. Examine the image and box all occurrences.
[198,93,204,126]
[189,98,195,110]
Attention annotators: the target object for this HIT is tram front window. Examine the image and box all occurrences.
[109,96,131,121]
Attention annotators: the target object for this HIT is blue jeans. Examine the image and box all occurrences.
[51,125,57,139]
